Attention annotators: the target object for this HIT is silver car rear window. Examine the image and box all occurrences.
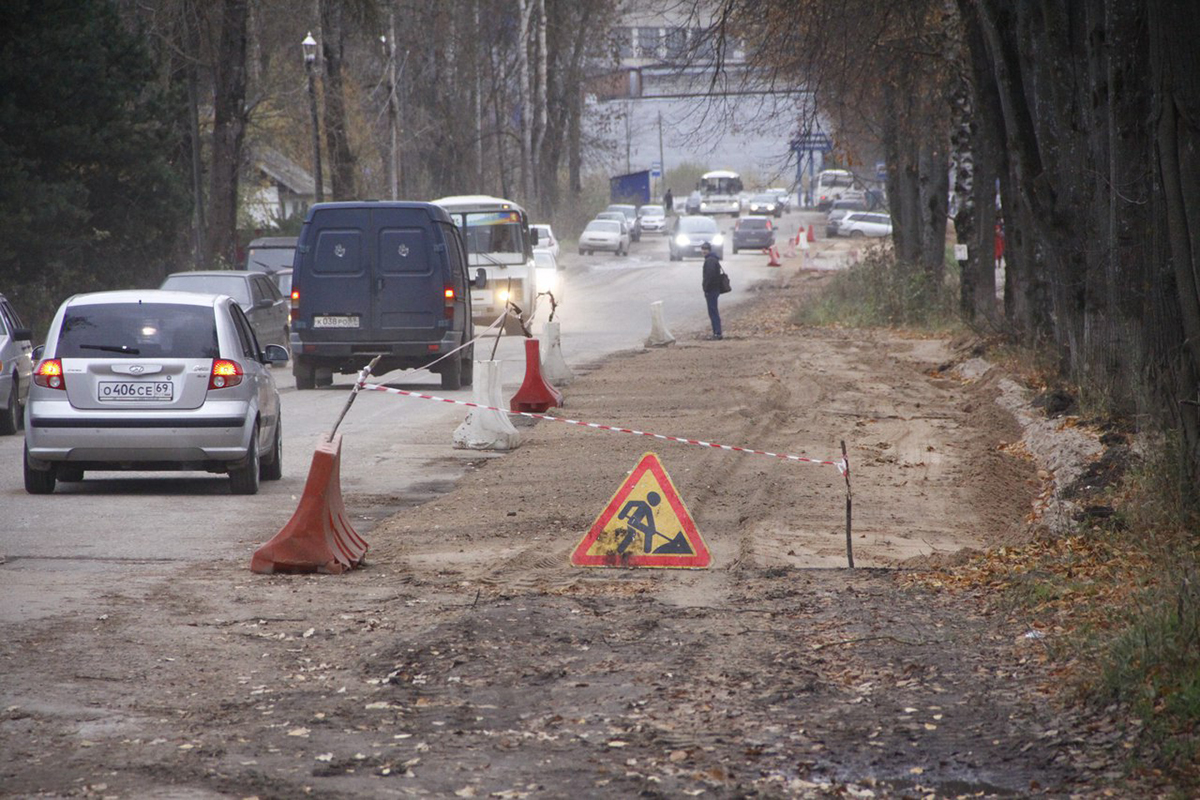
[56,303,220,359]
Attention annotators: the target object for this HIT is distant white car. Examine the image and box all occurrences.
[839,212,893,238]
[533,249,564,304]
[578,219,630,256]
[638,205,667,235]
[531,223,560,260]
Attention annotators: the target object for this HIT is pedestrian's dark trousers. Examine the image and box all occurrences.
[704,290,722,337]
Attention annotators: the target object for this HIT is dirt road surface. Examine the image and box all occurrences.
[2,254,1125,798]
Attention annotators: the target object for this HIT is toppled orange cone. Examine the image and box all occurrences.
[250,432,367,574]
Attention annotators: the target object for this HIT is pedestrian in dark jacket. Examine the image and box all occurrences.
[700,242,723,339]
[664,188,674,213]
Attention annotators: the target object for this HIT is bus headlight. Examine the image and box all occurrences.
[675,234,689,247]
[497,289,511,304]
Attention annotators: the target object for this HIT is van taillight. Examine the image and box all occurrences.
[34,359,65,390]
[766,220,772,230]
[290,289,299,311]
[444,287,456,318]
[209,359,243,389]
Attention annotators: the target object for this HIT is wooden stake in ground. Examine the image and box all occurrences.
[842,439,854,569]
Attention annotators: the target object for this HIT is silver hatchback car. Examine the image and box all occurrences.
[0,293,34,436]
[24,290,288,495]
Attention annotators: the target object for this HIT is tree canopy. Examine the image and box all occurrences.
[0,0,190,326]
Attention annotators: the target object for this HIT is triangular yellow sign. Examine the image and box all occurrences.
[571,452,711,568]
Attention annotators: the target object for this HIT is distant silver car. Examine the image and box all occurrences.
[579,219,630,256]
[160,270,290,347]
[23,290,288,495]
[0,293,34,435]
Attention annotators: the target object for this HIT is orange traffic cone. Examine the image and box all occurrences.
[250,432,368,574]
[766,246,782,267]
[806,224,815,243]
[510,338,563,413]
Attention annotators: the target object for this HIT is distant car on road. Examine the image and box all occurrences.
[765,187,792,212]
[595,212,634,240]
[731,216,776,254]
[23,289,289,495]
[669,215,724,260]
[530,224,560,260]
[244,236,297,275]
[0,293,34,435]
[826,198,870,237]
[685,190,701,214]
[638,205,667,235]
[160,270,290,348]
[747,193,783,218]
[533,249,565,304]
[579,219,630,256]
[839,212,893,238]
[605,204,642,242]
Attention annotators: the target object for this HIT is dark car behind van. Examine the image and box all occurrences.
[289,202,482,390]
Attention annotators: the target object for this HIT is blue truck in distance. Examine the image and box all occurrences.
[610,170,651,206]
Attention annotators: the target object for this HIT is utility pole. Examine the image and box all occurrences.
[384,9,399,201]
[657,110,665,200]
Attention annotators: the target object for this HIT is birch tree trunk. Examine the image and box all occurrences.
[516,0,533,202]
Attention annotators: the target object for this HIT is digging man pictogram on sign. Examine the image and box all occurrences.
[572,453,711,568]
[615,491,694,556]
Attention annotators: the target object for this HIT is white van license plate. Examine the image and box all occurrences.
[98,381,173,401]
[313,315,360,328]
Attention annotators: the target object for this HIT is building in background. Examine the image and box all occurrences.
[584,1,826,196]
[243,146,317,229]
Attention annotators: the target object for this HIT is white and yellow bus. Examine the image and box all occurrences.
[433,195,538,333]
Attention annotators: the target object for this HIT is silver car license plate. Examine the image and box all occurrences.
[98,381,174,402]
[313,315,360,328]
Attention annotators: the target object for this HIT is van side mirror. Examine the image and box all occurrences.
[255,298,273,309]
[13,327,32,342]
[32,344,44,361]
[474,269,488,289]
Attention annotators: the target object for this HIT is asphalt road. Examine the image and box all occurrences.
[0,209,825,623]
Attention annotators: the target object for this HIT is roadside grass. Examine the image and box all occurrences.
[794,250,1200,789]
[792,246,961,331]
[917,432,1200,790]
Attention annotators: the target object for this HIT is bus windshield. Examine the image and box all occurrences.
[458,211,524,256]
[434,197,531,266]
[699,173,743,196]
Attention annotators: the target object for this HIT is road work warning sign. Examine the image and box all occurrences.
[571,452,711,569]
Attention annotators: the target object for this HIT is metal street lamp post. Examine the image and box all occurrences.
[302,32,323,203]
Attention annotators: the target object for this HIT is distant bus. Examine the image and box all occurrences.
[814,169,857,211]
[696,170,743,216]
[433,195,537,333]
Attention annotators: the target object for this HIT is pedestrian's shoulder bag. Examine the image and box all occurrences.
[719,267,732,294]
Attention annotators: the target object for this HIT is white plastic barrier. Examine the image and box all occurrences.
[644,300,676,347]
[540,321,575,386]
[452,361,521,450]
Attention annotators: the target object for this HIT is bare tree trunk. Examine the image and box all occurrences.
[179,0,207,270]
[319,0,357,200]
[516,0,533,202]
[1149,0,1200,487]
[207,0,249,267]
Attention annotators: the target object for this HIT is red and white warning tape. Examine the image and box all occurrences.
[357,381,847,475]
